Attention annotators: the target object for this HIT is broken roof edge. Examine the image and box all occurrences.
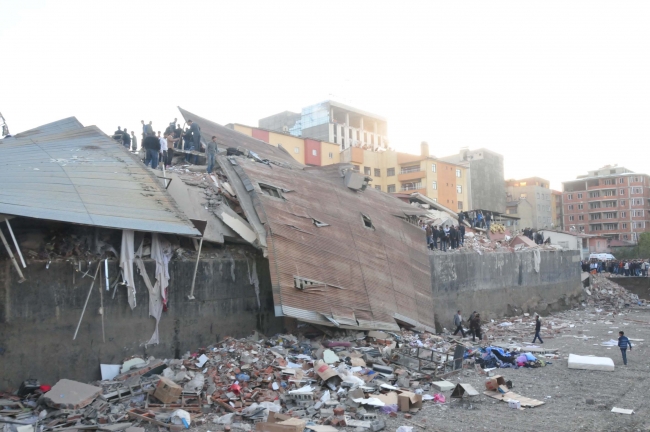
[280,305,402,332]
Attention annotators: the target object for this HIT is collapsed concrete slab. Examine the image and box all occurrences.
[43,379,102,409]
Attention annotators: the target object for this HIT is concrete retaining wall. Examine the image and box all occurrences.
[607,277,650,300]
[430,250,583,330]
[0,255,284,389]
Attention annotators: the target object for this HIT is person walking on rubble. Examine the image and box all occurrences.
[618,331,632,366]
[131,131,138,151]
[187,119,201,150]
[470,313,482,342]
[453,310,466,337]
[204,136,219,174]
[467,311,477,338]
[532,313,543,344]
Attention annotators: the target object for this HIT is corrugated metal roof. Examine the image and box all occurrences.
[0,119,200,236]
[230,157,436,332]
[178,107,304,169]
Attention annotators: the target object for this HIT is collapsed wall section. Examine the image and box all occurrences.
[0,255,283,390]
[430,250,582,330]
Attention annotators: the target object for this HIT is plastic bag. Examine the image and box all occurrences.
[171,409,190,429]
[379,404,398,414]
[183,373,204,393]
[214,413,235,424]
[433,393,446,403]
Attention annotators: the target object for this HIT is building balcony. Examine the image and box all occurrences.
[398,171,425,182]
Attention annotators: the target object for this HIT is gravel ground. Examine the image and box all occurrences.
[378,307,650,432]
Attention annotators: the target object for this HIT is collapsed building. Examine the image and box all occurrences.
[0,110,582,389]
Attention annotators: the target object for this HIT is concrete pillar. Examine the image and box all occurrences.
[345,113,349,127]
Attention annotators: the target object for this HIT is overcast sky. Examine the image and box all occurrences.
[2,1,649,189]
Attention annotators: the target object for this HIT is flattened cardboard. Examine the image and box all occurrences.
[256,417,306,432]
[314,360,338,381]
[451,383,479,398]
[375,391,398,405]
[483,390,544,408]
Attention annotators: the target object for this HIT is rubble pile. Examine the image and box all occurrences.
[583,274,646,310]
[1,330,479,432]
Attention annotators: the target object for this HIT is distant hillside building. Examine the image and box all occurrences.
[562,165,650,242]
[260,100,388,151]
[440,148,505,213]
[505,177,553,229]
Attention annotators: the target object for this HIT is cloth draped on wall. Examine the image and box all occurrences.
[134,233,173,346]
[120,230,136,309]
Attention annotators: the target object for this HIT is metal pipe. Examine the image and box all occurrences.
[73,262,101,340]
[4,218,25,268]
[100,265,105,343]
[0,227,25,283]
[188,237,203,300]
[104,259,110,291]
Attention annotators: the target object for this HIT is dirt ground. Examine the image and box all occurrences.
[378,306,650,432]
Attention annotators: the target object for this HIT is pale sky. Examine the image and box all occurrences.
[2,1,649,190]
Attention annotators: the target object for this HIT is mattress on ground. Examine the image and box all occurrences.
[568,354,615,371]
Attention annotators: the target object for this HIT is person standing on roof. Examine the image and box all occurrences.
[165,118,177,135]
[141,120,153,140]
[122,129,131,149]
[459,224,465,246]
[165,132,179,168]
[618,331,632,366]
[431,225,439,250]
[131,131,138,151]
[532,313,543,344]
[204,136,219,174]
[142,132,160,169]
[173,123,183,149]
[425,223,433,249]
[187,119,201,151]
[452,310,465,337]
[159,133,168,169]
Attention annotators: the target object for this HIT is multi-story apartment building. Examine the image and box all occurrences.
[551,190,563,230]
[260,100,388,151]
[562,165,650,242]
[439,148,505,213]
[504,177,553,229]
[226,123,341,167]
[340,142,469,211]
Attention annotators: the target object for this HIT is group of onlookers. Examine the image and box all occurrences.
[582,258,650,276]
[112,118,219,174]
[423,223,465,251]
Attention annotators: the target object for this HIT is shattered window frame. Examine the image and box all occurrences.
[361,213,374,230]
[259,183,285,200]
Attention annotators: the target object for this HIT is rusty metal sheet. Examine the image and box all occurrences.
[231,157,435,332]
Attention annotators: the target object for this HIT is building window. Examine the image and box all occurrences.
[432,164,437,173]
[633,187,642,194]
[567,194,573,200]
[364,166,371,175]
[619,178,625,183]
[375,185,381,191]
[635,198,644,205]
[620,200,625,206]
[623,223,627,228]
[456,169,461,177]
[578,204,583,209]
[620,189,624,195]
[294,147,300,154]
[568,205,574,210]
[579,215,584,220]
[328,152,333,159]
[361,213,374,229]
[259,183,284,199]
[312,149,317,156]
[374,168,381,177]
[634,210,644,217]
[432,181,437,190]
[458,201,463,210]
[457,185,462,194]
[624,234,629,239]
[387,168,395,176]
[621,211,626,217]
[569,216,574,221]
[387,184,396,193]
[577,193,583,199]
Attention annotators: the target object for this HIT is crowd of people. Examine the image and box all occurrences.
[422,223,466,252]
[111,118,219,174]
[582,258,650,276]
[458,210,493,230]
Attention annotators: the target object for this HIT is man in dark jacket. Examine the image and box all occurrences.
[459,224,465,246]
[187,120,201,150]
[122,129,131,149]
[532,313,543,344]
[449,226,457,249]
[142,134,161,169]
[431,226,439,250]
[173,124,183,149]
[470,313,482,342]
[618,331,632,365]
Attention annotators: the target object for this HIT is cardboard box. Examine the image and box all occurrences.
[508,400,521,410]
[255,417,306,432]
[153,377,182,404]
[314,360,338,381]
[397,391,422,412]
[485,375,506,391]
